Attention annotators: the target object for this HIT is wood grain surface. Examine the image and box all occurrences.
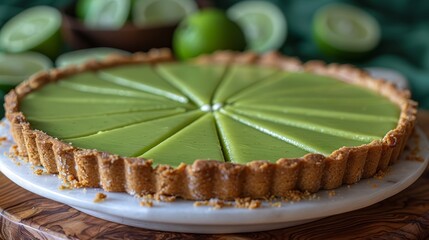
[1,111,429,240]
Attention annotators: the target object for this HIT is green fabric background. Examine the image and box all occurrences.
[0,0,428,111]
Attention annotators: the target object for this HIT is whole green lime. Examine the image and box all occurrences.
[173,9,246,60]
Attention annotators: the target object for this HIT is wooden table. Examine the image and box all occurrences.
[1,111,429,240]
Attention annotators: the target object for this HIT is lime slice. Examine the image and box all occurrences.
[0,6,62,58]
[78,0,131,29]
[132,0,197,27]
[313,3,381,59]
[227,1,287,53]
[0,52,52,91]
[55,47,130,68]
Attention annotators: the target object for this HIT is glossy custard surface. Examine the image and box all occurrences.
[21,63,400,166]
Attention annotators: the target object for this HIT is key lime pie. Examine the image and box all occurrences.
[4,49,416,200]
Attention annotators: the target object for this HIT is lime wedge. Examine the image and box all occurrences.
[0,52,52,91]
[132,0,197,27]
[0,6,62,58]
[227,1,287,53]
[313,3,381,59]
[78,0,131,29]
[55,47,130,68]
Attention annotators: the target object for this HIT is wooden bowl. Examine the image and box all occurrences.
[60,5,177,52]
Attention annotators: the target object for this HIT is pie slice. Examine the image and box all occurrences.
[215,112,308,163]
[246,84,390,100]
[99,65,188,103]
[213,64,279,104]
[234,98,400,119]
[28,108,186,139]
[141,114,224,166]
[59,72,165,99]
[234,104,398,122]
[227,72,346,103]
[66,110,202,156]
[222,108,368,155]
[27,84,161,102]
[228,106,397,141]
[20,97,186,119]
[156,63,226,106]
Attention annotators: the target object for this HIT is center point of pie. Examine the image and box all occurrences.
[200,103,224,112]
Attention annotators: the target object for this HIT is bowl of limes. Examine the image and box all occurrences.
[61,0,199,52]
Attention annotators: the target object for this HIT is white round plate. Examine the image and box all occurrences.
[0,120,428,234]
[365,67,409,90]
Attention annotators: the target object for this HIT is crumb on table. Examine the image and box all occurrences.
[138,193,176,202]
[33,169,44,175]
[93,192,107,203]
[269,202,282,208]
[58,184,72,190]
[374,168,390,179]
[193,191,320,209]
[154,194,176,202]
[235,198,262,209]
[140,200,153,208]
[279,190,318,202]
[9,145,19,156]
[193,199,233,209]
[328,190,336,197]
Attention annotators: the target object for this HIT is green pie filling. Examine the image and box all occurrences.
[21,62,401,166]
